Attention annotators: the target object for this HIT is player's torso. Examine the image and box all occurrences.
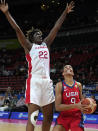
[62,80,80,105]
[60,80,81,117]
[26,42,50,77]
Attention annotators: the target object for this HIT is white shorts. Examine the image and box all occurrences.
[25,75,55,107]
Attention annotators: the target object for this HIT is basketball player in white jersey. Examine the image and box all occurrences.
[0,1,74,131]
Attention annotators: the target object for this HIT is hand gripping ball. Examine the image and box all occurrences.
[81,98,97,114]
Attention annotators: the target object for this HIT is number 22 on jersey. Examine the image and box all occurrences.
[39,51,48,59]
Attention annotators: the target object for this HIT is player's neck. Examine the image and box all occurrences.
[34,40,42,45]
[64,76,74,86]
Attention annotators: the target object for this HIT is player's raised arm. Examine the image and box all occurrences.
[44,1,74,47]
[0,0,32,54]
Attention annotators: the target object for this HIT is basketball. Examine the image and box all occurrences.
[81,98,97,114]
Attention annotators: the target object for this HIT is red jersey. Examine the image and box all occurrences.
[60,80,81,117]
[56,80,84,131]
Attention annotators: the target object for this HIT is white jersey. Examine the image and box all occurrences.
[26,42,50,78]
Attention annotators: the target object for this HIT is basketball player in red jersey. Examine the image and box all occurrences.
[0,1,74,131]
[53,65,89,131]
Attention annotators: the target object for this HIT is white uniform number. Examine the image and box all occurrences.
[71,98,76,104]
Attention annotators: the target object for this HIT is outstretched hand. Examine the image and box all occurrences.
[66,1,75,14]
[0,0,8,14]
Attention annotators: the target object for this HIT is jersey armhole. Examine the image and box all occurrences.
[26,44,34,57]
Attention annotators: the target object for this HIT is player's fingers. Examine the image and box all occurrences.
[70,2,75,9]
[5,3,8,7]
[1,0,2,4]
[83,107,90,110]
[2,0,4,4]
[70,1,75,6]
[0,0,5,4]
[81,106,89,110]
[82,109,89,112]
[4,0,5,5]
[82,105,89,108]
[69,10,74,13]
[71,5,75,9]
[68,10,74,14]
[66,3,68,8]
[68,4,75,11]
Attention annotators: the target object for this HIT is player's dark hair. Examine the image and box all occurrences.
[26,27,42,43]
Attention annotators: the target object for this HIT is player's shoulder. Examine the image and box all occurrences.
[75,81,82,87]
[56,81,62,86]
[55,82,62,91]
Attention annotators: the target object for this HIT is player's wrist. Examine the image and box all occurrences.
[70,104,78,109]
[73,103,81,109]
[4,10,9,15]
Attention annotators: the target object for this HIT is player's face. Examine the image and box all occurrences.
[63,65,74,76]
[33,31,43,44]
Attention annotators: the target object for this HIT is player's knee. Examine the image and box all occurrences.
[28,110,39,126]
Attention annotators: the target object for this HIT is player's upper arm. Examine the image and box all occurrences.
[55,82,62,110]
[16,27,32,53]
[77,82,84,100]
[43,25,59,47]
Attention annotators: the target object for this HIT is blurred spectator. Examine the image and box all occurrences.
[16,95,25,107]
[0,94,10,111]
[10,94,18,108]
[11,95,27,112]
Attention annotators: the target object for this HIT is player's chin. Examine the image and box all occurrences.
[37,40,42,44]
[38,37,42,41]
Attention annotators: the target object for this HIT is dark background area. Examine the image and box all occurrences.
[0,0,98,48]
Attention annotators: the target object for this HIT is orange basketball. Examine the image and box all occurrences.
[81,98,97,114]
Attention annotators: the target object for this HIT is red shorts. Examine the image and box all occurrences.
[56,113,84,131]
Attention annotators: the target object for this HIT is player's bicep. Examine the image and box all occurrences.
[78,82,84,100]
[55,83,62,109]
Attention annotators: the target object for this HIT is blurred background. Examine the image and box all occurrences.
[0,0,98,114]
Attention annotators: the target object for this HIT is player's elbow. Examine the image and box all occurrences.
[16,26,21,32]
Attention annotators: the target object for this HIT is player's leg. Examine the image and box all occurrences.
[26,103,40,131]
[71,127,84,131]
[54,116,70,131]
[70,119,84,131]
[41,102,54,131]
[53,125,66,131]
